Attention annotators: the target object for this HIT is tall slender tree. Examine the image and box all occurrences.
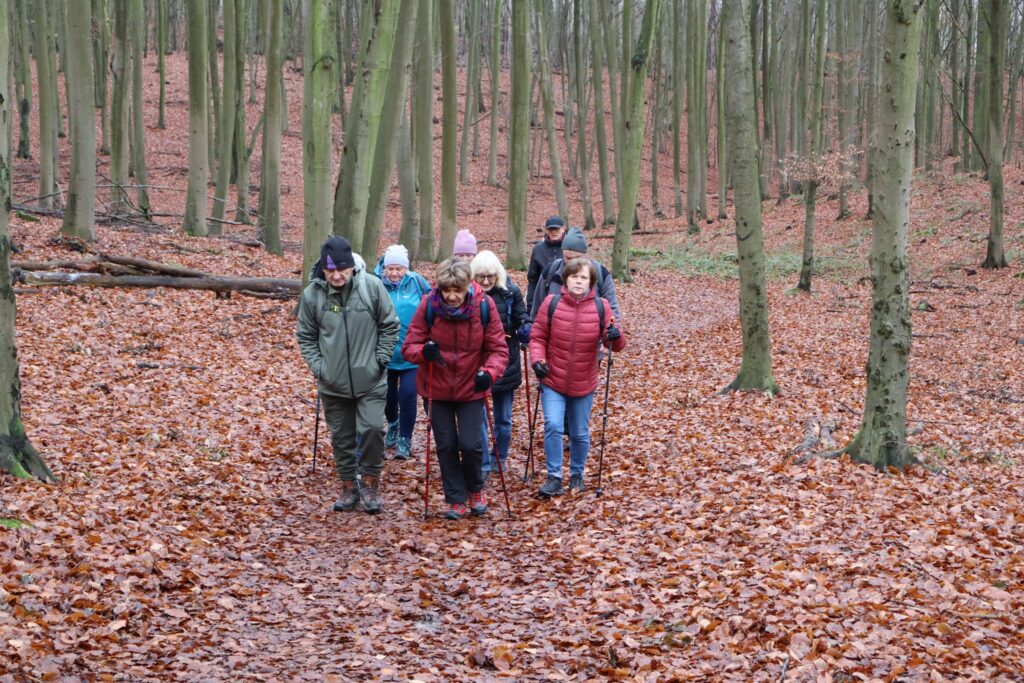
[413,0,435,262]
[574,0,596,229]
[362,0,419,255]
[110,0,131,214]
[13,0,32,160]
[533,0,570,220]
[35,0,59,209]
[436,0,458,259]
[686,0,708,233]
[459,0,481,184]
[157,0,167,129]
[797,0,827,292]
[486,0,503,188]
[129,0,152,218]
[211,0,237,230]
[258,0,284,255]
[981,0,1007,269]
[61,0,97,241]
[721,0,778,394]
[841,0,924,471]
[506,0,530,268]
[302,0,335,282]
[610,0,661,281]
[589,0,615,224]
[0,5,54,482]
[183,0,209,236]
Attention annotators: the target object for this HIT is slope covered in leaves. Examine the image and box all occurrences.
[2,52,1023,681]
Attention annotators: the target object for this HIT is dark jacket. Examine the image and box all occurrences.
[529,257,623,324]
[296,269,399,398]
[526,237,563,312]
[401,285,509,403]
[529,287,626,398]
[484,281,530,393]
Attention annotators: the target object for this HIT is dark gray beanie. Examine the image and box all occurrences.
[561,226,588,253]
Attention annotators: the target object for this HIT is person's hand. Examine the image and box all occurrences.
[516,323,532,346]
[474,370,492,392]
[532,360,549,380]
[604,325,621,348]
[422,341,442,363]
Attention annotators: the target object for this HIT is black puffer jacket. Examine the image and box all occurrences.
[486,281,530,393]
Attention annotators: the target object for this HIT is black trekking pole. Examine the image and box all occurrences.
[312,391,321,474]
[595,349,613,497]
[484,394,513,517]
[423,363,434,521]
[524,386,541,483]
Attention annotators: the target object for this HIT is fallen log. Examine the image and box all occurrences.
[95,253,211,278]
[17,270,301,297]
[11,257,141,276]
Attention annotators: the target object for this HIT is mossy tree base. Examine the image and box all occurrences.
[0,436,55,482]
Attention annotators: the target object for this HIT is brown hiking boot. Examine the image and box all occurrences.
[358,476,383,514]
[333,480,359,512]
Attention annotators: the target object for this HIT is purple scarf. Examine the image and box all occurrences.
[429,284,477,321]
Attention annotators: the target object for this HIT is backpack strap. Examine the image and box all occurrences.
[547,293,607,337]
[424,290,489,331]
[547,293,561,330]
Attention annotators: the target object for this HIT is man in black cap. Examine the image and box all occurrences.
[526,216,567,313]
[529,227,622,324]
[297,236,399,514]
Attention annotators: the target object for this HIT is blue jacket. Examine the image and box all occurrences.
[374,261,431,371]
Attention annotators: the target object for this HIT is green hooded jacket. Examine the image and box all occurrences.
[296,270,399,398]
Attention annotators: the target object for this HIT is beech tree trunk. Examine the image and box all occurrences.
[61,0,97,241]
[258,0,284,255]
[129,0,152,218]
[981,0,1007,269]
[722,0,778,395]
[302,0,335,282]
[436,0,458,259]
[797,0,826,292]
[686,0,708,233]
[13,0,32,160]
[506,0,530,269]
[35,0,59,209]
[211,0,238,230]
[845,0,924,471]
[610,0,661,281]
[183,0,209,236]
[534,0,570,220]
[0,11,55,482]
[413,0,435,262]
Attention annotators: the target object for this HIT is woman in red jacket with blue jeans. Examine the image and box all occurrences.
[402,258,509,519]
[529,258,625,497]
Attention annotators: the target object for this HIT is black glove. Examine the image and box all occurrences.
[604,325,621,348]
[474,370,492,393]
[532,360,549,380]
[422,341,442,363]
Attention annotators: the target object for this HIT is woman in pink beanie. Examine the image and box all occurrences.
[452,229,478,262]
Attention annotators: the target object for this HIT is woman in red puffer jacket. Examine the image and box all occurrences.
[403,258,508,520]
[529,257,625,498]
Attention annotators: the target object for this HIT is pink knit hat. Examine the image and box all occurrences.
[453,229,478,256]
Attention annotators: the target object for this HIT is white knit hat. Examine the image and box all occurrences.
[383,244,410,268]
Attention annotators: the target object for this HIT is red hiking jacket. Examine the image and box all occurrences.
[529,287,626,397]
[402,286,510,402]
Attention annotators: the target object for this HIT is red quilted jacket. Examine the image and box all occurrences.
[402,286,509,402]
[529,287,626,397]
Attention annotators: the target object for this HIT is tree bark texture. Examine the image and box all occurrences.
[722,0,778,395]
[506,0,530,269]
[301,0,335,283]
[686,0,708,233]
[846,0,924,471]
[981,0,1007,269]
[0,12,55,481]
[61,0,97,241]
[258,0,284,255]
[436,0,458,260]
[413,0,435,262]
[34,0,58,209]
[610,0,661,281]
[183,0,209,236]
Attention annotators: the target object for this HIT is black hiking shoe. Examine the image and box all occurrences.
[568,473,585,492]
[538,476,564,498]
[333,480,359,512]
[358,476,383,514]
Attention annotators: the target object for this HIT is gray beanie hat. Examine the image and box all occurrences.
[561,226,588,253]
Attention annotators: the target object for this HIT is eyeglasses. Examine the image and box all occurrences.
[475,273,497,282]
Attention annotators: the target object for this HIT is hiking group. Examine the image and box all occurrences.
[295,217,626,520]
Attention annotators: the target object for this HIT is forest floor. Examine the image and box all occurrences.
[2,53,1023,681]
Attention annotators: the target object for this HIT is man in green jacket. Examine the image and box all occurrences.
[297,236,399,514]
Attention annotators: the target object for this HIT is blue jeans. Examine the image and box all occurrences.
[385,368,418,439]
[481,389,515,476]
[541,387,595,479]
